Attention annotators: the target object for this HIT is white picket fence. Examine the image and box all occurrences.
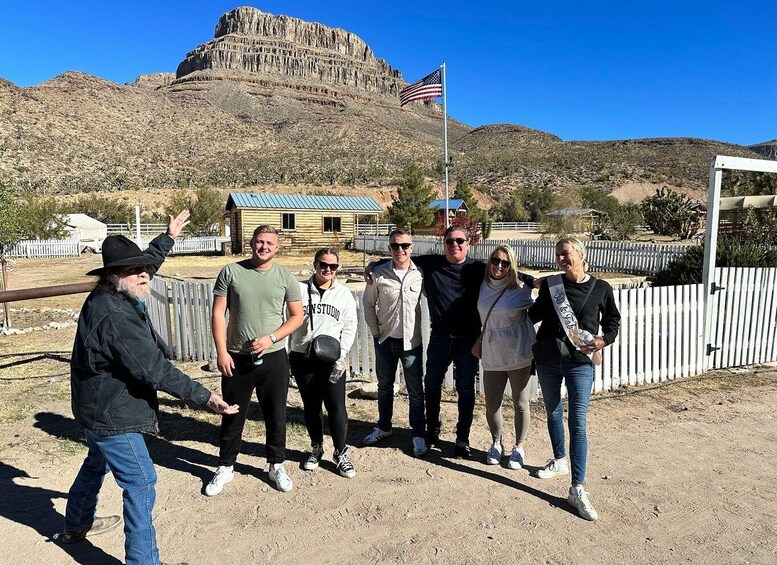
[5,238,81,258]
[145,268,777,398]
[6,236,230,258]
[354,235,691,276]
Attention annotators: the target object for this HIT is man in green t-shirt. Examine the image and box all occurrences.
[205,225,304,495]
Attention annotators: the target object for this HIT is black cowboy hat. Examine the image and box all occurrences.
[86,235,150,276]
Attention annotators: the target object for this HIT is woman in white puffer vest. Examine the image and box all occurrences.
[289,248,358,479]
[477,244,536,470]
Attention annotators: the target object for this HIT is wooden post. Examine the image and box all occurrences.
[0,258,10,328]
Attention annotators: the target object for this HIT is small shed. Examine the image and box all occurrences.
[545,208,601,234]
[63,214,108,250]
[226,193,382,252]
[429,199,468,224]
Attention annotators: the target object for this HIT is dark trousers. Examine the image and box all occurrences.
[290,351,348,452]
[424,334,479,443]
[218,349,289,466]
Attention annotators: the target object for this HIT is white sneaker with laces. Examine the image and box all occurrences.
[303,443,325,471]
[507,446,525,470]
[568,487,598,521]
[205,465,234,497]
[363,427,392,445]
[412,436,428,457]
[268,463,293,492]
[486,443,504,465]
[536,458,569,479]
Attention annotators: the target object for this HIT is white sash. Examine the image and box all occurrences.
[548,274,601,364]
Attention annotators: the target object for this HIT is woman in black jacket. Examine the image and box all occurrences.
[529,237,620,521]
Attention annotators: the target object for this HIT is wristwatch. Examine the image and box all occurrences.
[269,333,278,344]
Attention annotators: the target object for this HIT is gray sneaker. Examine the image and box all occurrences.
[568,487,598,521]
[412,436,429,457]
[58,515,121,544]
[536,458,569,479]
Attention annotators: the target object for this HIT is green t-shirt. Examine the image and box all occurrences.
[213,260,302,354]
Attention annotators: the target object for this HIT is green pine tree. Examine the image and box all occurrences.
[386,164,435,234]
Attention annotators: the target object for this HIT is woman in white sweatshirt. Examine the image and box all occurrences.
[477,244,536,469]
[289,248,358,478]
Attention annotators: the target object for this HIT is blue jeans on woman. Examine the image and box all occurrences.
[373,338,425,437]
[65,430,159,565]
[537,360,594,485]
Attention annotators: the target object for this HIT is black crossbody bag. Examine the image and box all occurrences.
[304,281,341,363]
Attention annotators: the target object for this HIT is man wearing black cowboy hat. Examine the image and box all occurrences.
[60,210,238,565]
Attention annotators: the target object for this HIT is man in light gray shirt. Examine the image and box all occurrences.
[362,229,428,457]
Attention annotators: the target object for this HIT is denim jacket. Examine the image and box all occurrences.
[70,234,210,436]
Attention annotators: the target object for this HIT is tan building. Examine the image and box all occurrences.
[226,193,382,253]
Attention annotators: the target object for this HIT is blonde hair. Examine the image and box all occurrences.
[486,244,519,289]
[556,237,589,270]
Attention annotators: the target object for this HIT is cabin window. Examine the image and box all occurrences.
[323,216,342,233]
[282,213,296,230]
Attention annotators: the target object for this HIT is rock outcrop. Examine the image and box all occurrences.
[174,6,404,102]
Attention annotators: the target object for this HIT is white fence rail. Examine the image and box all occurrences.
[354,235,691,276]
[145,268,777,397]
[106,223,168,236]
[6,238,81,258]
[356,224,397,235]
[490,222,544,231]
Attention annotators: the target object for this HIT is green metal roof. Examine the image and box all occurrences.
[227,193,382,212]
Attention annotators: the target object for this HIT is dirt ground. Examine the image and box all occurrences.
[1,256,776,564]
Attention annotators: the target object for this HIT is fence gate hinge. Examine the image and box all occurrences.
[711,282,726,294]
[706,344,721,355]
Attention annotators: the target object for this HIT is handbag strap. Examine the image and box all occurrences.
[306,280,316,334]
[478,284,509,339]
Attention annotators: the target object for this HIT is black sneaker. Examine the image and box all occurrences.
[454,441,471,459]
[427,425,441,447]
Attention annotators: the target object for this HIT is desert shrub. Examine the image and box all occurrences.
[641,186,702,239]
[651,237,777,286]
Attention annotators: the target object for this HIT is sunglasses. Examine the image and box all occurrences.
[445,237,467,245]
[389,242,412,250]
[490,257,511,268]
[317,262,339,271]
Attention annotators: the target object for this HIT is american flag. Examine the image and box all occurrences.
[399,69,443,107]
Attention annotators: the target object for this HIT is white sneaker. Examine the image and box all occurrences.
[363,427,392,445]
[568,487,598,521]
[507,446,525,470]
[303,443,325,471]
[486,443,504,465]
[412,436,428,458]
[536,458,569,479]
[205,465,234,496]
[268,463,293,492]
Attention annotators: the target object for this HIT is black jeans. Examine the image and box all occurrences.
[290,351,348,452]
[218,349,289,465]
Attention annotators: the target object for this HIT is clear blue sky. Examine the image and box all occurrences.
[2,1,775,145]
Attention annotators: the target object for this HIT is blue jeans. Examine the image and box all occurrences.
[374,338,425,437]
[537,360,594,485]
[424,334,479,443]
[65,430,159,565]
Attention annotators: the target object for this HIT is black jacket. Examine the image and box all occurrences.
[70,234,210,436]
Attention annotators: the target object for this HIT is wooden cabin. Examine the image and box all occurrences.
[226,193,382,253]
[429,199,468,224]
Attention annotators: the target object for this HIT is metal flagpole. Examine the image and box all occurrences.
[441,61,450,228]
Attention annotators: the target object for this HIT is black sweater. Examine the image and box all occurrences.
[529,276,621,364]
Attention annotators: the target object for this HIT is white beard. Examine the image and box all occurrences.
[110,274,151,302]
